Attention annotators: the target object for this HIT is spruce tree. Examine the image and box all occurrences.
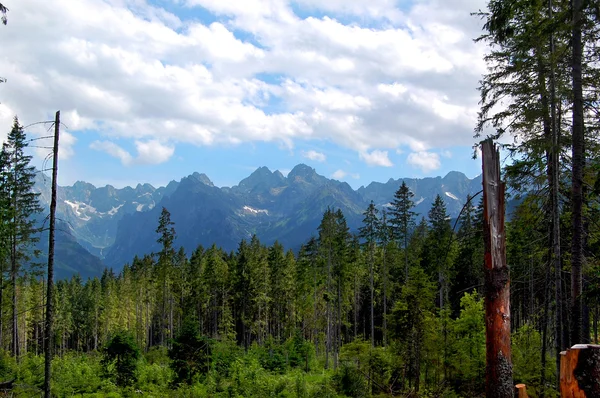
[389,181,416,280]
[358,201,378,347]
[425,195,452,309]
[3,117,42,357]
[155,207,176,346]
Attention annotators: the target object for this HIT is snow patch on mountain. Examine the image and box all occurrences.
[108,204,124,216]
[415,196,425,206]
[445,192,459,200]
[64,200,94,221]
[242,205,269,215]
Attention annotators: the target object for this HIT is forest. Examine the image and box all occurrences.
[0,0,599,396]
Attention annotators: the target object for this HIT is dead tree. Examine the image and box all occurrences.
[481,139,513,397]
[44,111,59,398]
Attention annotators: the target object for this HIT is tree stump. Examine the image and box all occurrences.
[514,384,528,398]
[560,344,600,397]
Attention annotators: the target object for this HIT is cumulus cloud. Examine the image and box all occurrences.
[332,169,346,179]
[332,169,359,180]
[90,141,134,165]
[134,140,175,165]
[90,139,174,165]
[0,0,488,170]
[360,150,393,167]
[407,151,441,173]
[302,150,326,162]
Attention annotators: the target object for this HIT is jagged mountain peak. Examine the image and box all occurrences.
[73,180,96,191]
[287,163,327,185]
[189,172,214,187]
[36,165,486,277]
[236,166,286,193]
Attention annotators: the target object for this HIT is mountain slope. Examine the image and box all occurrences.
[103,165,482,269]
[34,165,485,275]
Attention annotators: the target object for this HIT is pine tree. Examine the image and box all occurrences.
[424,195,452,309]
[389,181,416,280]
[155,207,176,347]
[0,143,11,349]
[358,201,378,347]
[3,117,42,357]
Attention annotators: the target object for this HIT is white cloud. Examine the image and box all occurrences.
[134,140,175,165]
[331,169,359,180]
[302,149,326,162]
[407,151,441,173]
[332,169,346,179]
[0,0,488,172]
[90,141,133,165]
[360,150,393,167]
[90,139,174,165]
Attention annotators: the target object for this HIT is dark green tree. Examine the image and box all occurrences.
[377,210,393,346]
[3,117,42,357]
[102,331,140,387]
[155,207,176,346]
[358,201,379,347]
[389,181,416,280]
[424,195,452,309]
[168,322,212,385]
[391,266,436,392]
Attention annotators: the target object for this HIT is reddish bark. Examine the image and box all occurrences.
[560,345,600,397]
[482,139,513,398]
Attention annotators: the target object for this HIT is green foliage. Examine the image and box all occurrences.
[169,322,213,385]
[102,330,141,387]
[447,292,485,396]
[334,364,369,398]
[512,323,557,397]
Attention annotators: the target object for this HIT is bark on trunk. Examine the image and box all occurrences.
[570,0,585,346]
[482,139,513,398]
[44,111,59,398]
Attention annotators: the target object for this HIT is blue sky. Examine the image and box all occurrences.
[0,0,489,189]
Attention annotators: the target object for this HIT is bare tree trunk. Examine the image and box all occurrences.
[571,0,584,346]
[482,140,513,398]
[43,111,59,398]
[383,245,387,347]
[325,247,331,369]
[369,245,374,347]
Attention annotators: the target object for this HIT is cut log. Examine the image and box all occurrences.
[560,344,600,397]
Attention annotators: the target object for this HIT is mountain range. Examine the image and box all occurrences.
[32,164,484,278]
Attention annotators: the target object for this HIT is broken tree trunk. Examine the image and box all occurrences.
[44,111,59,398]
[560,344,600,397]
[482,139,513,398]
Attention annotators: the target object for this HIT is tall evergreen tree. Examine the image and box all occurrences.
[389,181,416,280]
[377,209,393,346]
[3,117,42,357]
[155,207,176,347]
[358,201,379,347]
[424,195,452,309]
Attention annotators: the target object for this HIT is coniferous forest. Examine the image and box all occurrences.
[1,0,600,396]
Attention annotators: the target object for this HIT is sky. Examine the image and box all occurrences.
[0,0,492,189]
